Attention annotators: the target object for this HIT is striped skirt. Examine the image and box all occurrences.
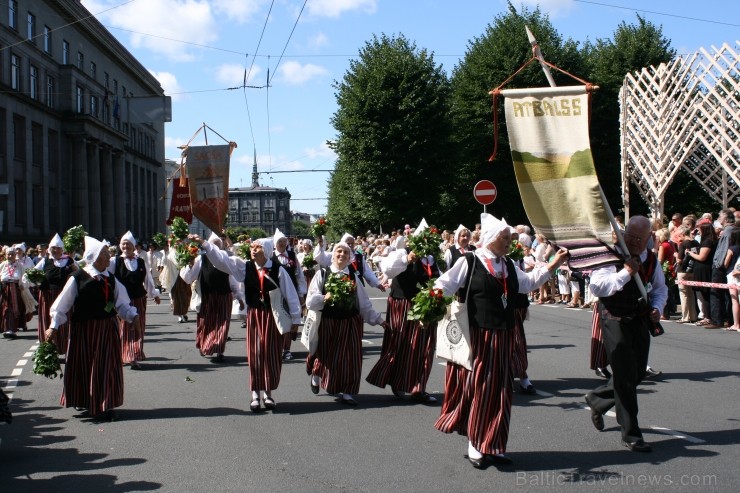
[1,283,23,333]
[38,286,71,354]
[365,297,436,394]
[511,307,529,379]
[170,276,191,316]
[196,291,233,355]
[246,305,283,392]
[589,301,608,370]
[434,324,515,455]
[307,313,363,395]
[61,317,124,416]
[119,296,147,363]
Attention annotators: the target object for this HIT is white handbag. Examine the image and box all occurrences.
[436,254,474,371]
[301,309,322,355]
[266,276,293,335]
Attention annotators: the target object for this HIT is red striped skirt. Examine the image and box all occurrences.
[306,313,363,395]
[61,317,124,416]
[196,291,232,355]
[246,305,283,392]
[365,297,436,394]
[1,282,23,333]
[589,301,607,370]
[511,307,529,378]
[434,324,515,455]
[170,276,192,316]
[119,296,147,363]
[38,286,71,354]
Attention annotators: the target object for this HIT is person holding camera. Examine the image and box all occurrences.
[675,226,699,323]
[686,220,718,326]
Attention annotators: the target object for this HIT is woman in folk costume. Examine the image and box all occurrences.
[46,236,141,421]
[180,233,245,363]
[194,236,301,412]
[340,233,386,291]
[14,243,35,331]
[33,233,77,352]
[306,242,388,406]
[1,246,26,339]
[365,221,440,403]
[433,214,567,467]
[108,231,160,370]
[160,241,192,323]
[508,231,537,395]
[273,228,306,360]
[443,224,477,272]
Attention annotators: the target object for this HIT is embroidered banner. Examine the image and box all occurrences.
[185,145,231,234]
[166,176,192,225]
[502,85,621,270]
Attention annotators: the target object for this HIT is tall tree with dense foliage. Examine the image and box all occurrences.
[327,34,454,234]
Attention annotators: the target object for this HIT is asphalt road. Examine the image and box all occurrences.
[1,289,738,492]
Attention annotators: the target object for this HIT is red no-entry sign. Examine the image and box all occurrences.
[473,180,497,205]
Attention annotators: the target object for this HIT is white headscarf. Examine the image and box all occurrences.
[453,224,469,248]
[303,238,313,248]
[120,230,137,246]
[83,236,107,263]
[393,235,407,251]
[340,233,355,244]
[480,213,511,247]
[333,241,352,256]
[49,233,64,248]
[13,243,26,253]
[255,238,274,259]
[273,228,286,244]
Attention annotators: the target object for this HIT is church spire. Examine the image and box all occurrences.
[251,148,259,188]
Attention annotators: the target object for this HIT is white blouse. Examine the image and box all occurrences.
[306,265,384,326]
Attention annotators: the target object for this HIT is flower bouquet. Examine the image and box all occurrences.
[151,232,167,248]
[311,217,328,238]
[33,341,62,379]
[170,216,190,241]
[174,241,201,269]
[661,260,676,286]
[407,280,452,327]
[406,226,443,259]
[324,272,356,310]
[63,225,87,255]
[302,252,317,269]
[508,240,525,261]
[24,268,46,285]
[236,240,252,260]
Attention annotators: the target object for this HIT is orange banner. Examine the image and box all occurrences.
[186,145,230,234]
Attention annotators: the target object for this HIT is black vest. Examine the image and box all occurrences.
[467,256,519,330]
[389,254,440,300]
[199,254,231,295]
[599,250,657,318]
[243,261,283,309]
[71,271,117,322]
[114,255,147,299]
[449,245,476,269]
[320,265,359,319]
[513,258,530,309]
[273,249,298,289]
[42,256,75,290]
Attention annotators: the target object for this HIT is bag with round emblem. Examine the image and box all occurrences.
[435,253,474,371]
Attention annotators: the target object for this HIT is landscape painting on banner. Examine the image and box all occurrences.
[185,145,231,234]
[503,85,621,270]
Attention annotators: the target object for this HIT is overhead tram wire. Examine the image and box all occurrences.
[573,0,740,28]
[244,0,276,152]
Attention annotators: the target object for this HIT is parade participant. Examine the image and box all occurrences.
[443,224,476,272]
[160,241,191,323]
[1,247,26,339]
[273,228,306,360]
[146,242,164,291]
[365,225,440,403]
[306,242,388,405]
[296,239,318,287]
[433,213,567,467]
[339,233,385,291]
[33,233,77,352]
[46,236,141,421]
[180,233,244,363]
[192,235,301,412]
[13,243,34,331]
[108,231,161,370]
[510,231,537,395]
[585,216,667,453]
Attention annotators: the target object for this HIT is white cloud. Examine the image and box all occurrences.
[149,71,186,101]
[515,0,575,18]
[212,0,267,23]
[308,32,329,49]
[304,142,336,160]
[214,63,263,86]
[307,0,377,18]
[82,0,219,62]
[276,61,329,86]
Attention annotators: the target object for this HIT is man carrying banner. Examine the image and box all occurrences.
[585,216,667,453]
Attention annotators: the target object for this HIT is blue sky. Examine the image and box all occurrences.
[82,0,740,217]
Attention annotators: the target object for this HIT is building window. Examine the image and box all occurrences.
[27,12,35,41]
[43,25,51,53]
[90,61,96,79]
[10,54,20,91]
[264,198,275,209]
[13,114,25,161]
[264,211,274,222]
[278,210,285,220]
[241,212,249,222]
[29,65,38,100]
[8,1,17,30]
[90,95,98,117]
[247,199,259,209]
[228,213,237,223]
[14,181,25,226]
[230,199,238,211]
[104,72,109,89]
[76,86,83,113]
[62,40,69,64]
[77,51,83,70]
[102,100,109,123]
[251,212,258,222]
[279,198,286,207]
[46,75,54,108]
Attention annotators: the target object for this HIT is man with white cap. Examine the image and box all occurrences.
[434,213,568,467]
[181,232,245,363]
[108,231,161,370]
[33,233,78,351]
[443,224,476,272]
[47,236,141,421]
[273,228,306,360]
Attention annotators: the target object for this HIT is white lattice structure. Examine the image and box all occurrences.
[620,42,740,218]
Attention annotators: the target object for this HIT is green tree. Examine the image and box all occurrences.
[291,220,311,237]
[327,33,454,233]
[448,2,586,226]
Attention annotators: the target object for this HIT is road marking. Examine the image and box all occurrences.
[10,368,22,377]
[362,339,374,345]
[17,359,28,366]
[650,426,705,444]
[5,379,18,389]
[23,351,34,358]
[369,297,387,300]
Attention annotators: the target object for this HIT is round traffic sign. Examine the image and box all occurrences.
[473,180,497,205]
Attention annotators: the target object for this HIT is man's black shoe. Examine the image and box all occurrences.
[622,439,652,452]
[585,395,604,431]
[595,367,611,379]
